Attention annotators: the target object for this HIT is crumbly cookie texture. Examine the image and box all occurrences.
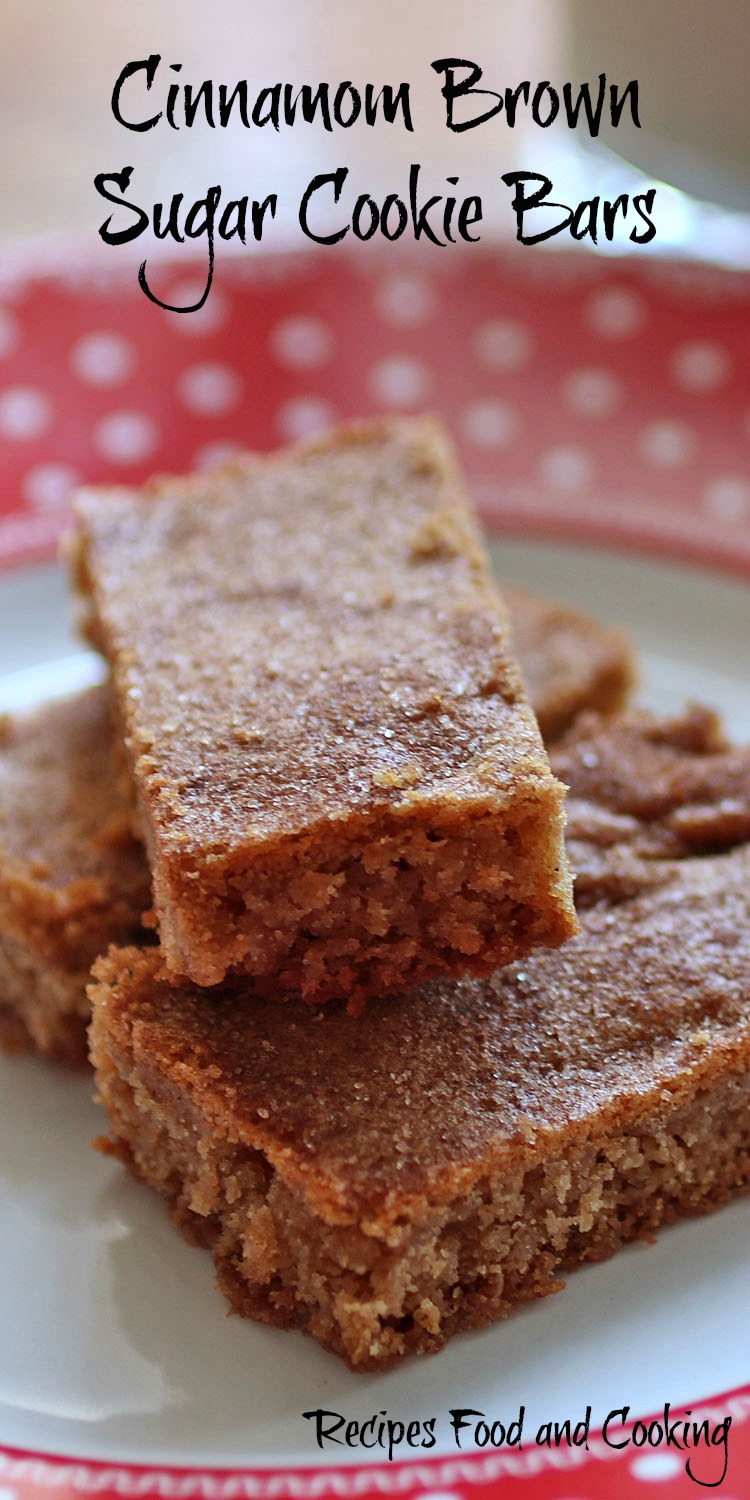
[552,705,750,904]
[89,706,750,1368]
[503,582,634,742]
[0,594,636,1066]
[0,686,149,1065]
[73,417,575,1002]
[89,850,750,1370]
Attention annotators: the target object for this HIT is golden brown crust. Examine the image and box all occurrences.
[0,595,632,1065]
[89,843,750,1223]
[73,418,575,997]
[0,929,91,1066]
[0,686,149,960]
[89,841,750,1367]
[0,686,151,1064]
[553,706,750,904]
[87,704,750,1365]
[503,582,635,741]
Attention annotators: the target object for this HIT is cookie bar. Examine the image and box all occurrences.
[0,686,150,1064]
[503,582,634,741]
[0,597,632,1066]
[89,842,750,1370]
[552,705,750,904]
[89,707,750,1367]
[73,418,575,1000]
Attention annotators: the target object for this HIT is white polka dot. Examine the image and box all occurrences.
[417,1492,462,1500]
[375,272,435,326]
[0,1486,19,1500]
[539,446,594,492]
[23,462,79,511]
[166,284,228,334]
[269,315,333,370]
[277,396,337,442]
[587,286,645,338]
[703,474,750,521]
[639,419,696,468]
[0,386,51,440]
[194,440,245,471]
[562,367,621,418]
[671,340,731,393]
[474,319,533,372]
[369,354,430,407]
[178,362,242,416]
[461,399,517,448]
[94,410,158,464]
[70,331,135,387]
[0,307,21,359]
[630,1452,682,1481]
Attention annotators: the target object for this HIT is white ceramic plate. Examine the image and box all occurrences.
[0,539,748,1496]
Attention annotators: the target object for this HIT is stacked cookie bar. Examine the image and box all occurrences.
[88,705,750,1368]
[73,419,578,998]
[2,416,748,1370]
[0,563,632,1066]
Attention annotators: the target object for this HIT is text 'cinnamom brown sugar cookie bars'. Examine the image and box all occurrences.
[73,417,576,1002]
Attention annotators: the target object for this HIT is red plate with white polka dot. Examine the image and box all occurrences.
[0,242,749,1499]
[1,243,749,575]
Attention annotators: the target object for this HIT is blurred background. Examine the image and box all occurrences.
[1,0,749,260]
[1,0,749,582]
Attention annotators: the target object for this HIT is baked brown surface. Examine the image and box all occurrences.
[0,685,150,1064]
[503,582,634,741]
[89,709,750,1369]
[553,705,750,904]
[0,595,634,1066]
[90,852,750,1370]
[73,417,575,1001]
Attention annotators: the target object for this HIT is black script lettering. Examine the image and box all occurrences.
[298,167,349,244]
[630,188,657,243]
[111,55,162,131]
[302,1409,346,1448]
[95,166,150,243]
[431,58,503,131]
[502,171,573,244]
